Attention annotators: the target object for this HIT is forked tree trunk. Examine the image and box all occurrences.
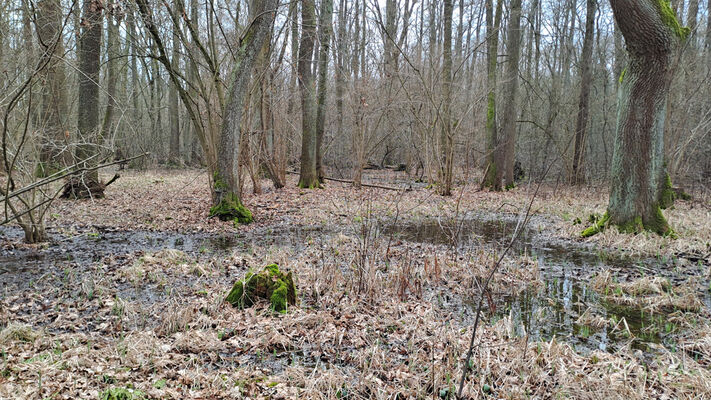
[212,0,276,224]
[606,0,687,235]
[297,0,319,188]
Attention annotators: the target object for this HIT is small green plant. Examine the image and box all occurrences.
[99,387,145,400]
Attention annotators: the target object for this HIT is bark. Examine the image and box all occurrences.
[334,0,346,145]
[481,0,503,190]
[214,0,276,222]
[101,0,120,148]
[499,0,523,188]
[36,0,70,176]
[606,0,687,235]
[383,0,397,77]
[297,0,319,188]
[73,0,103,197]
[571,0,596,185]
[168,0,181,164]
[438,0,453,196]
[315,0,333,182]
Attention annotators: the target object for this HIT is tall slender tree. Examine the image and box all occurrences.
[212,0,277,224]
[481,0,503,190]
[297,0,319,188]
[571,0,597,185]
[36,0,70,176]
[315,0,333,181]
[499,0,523,188]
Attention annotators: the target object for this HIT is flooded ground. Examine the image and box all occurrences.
[3,212,708,358]
[384,215,711,355]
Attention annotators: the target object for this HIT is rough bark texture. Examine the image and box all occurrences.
[297,0,319,188]
[481,0,503,190]
[499,0,523,188]
[213,0,276,223]
[606,0,687,235]
[315,0,333,182]
[71,0,104,198]
[571,0,596,185]
[36,0,70,176]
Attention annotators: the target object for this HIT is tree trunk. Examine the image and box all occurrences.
[315,0,333,182]
[334,0,346,148]
[570,0,596,185]
[297,0,319,188]
[72,0,104,198]
[36,0,70,176]
[438,0,453,196]
[213,0,276,224]
[606,0,687,235]
[498,0,523,188]
[481,0,503,190]
[168,0,181,165]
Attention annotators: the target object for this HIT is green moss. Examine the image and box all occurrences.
[225,264,296,313]
[617,215,644,234]
[581,212,610,238]
[659,173,675,209]
[654,0,690,39]
[618,68,626,84]
[212,171,229,191]
[99,387,145,400]
[209,192,253,225]
[647,204,674,237]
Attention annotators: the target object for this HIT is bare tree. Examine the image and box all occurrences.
[571,0,597,185]
[297,0,319,188]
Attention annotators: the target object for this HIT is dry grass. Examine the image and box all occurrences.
[2,169,710,399]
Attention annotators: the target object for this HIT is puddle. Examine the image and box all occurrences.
[385,215,711,355]
[0,224,324,292]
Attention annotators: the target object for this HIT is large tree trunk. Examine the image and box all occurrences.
[70,0,104,198]
[315,0,333,182]
[36,0,70,176]
[605,0,687,235]
[212,0,276,224]
[498,0,523,188]
[570,0,596,185]
[297,0,319,188]
[481,0,503,190]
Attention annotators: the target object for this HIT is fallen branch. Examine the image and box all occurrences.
[286,171,409,191]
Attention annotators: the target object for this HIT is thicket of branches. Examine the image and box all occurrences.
[1,0,710,240]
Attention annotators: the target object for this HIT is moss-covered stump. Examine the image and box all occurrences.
[209,192,253,225]
[225,264,296,313]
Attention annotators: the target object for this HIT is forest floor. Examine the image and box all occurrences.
[1,168,711,399]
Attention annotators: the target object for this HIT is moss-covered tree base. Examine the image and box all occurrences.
[209,193,253,225]
[225,264,296,313]
[580,208,676,238]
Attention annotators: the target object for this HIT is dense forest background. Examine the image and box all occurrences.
[0,0,710,237]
